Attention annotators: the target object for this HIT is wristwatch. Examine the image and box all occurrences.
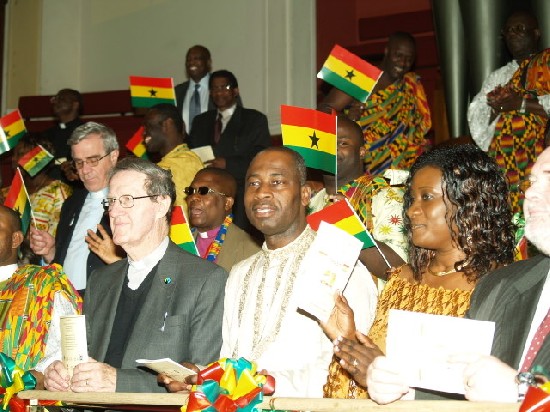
[516,371,536,401]
[520,97,527,114]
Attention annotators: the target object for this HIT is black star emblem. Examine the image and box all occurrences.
[309,131,320,148]
[345,70,355,81]
[5,130,10,138]
[149,89,157,97]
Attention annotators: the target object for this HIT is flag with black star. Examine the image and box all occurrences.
[18,144,54,177]
[129,76,176,108]
[281,105,337,174]
[317,44,383,102]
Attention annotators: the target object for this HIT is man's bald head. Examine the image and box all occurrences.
[0,206,24,266]
[194,168,237,199]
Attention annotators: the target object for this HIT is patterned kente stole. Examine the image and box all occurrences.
[204,214,233,262]
[0,263,82,371]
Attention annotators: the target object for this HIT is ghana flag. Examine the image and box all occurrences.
[17,144,54,177]
[170,205,198,256]
[129,76,176,108]
[307,199,375,249]
[126,126,148,159]
[4,169,31,234]
[281,105,336,174]
[0,110,26,154]
[317,44,383,102]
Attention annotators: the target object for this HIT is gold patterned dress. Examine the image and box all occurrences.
[323,266,473,398]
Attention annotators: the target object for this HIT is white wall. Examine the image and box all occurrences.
[6,0,316,134]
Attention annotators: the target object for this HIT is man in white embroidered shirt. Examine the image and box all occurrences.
[42,158,227,393]
[161,147,378,397]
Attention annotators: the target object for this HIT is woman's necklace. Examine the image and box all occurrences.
[427,265,457,277]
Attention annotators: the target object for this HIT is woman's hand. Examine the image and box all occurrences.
[319,293,356,341]
[333,332,384,388]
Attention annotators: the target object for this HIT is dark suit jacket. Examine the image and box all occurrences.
[189,106,270,230]
[53,188,111,285]
[85,241,227,392]
[466,254,550,370]
[175,80,216,114]
[175,79,243,115]
[188,106,270,183]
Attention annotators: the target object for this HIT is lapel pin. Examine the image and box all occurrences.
[164,277,172,284]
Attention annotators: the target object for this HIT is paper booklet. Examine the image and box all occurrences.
[136,358,200,381]
[60,315,89,377]
[191,145,215,163]
[386,309,495,394]
[297,221,362,323]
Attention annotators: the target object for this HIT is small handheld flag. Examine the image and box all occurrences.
[307,199,375,249]
[4,169,33,234]
[281,105,337,174]
[17,145,54,177]
[317,44,383,103]
[170,205,198,256]
[129,76,176,108]
[126,126,148,159]
[0,110,26,155]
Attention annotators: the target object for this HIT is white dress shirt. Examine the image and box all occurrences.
[63,188,107,290]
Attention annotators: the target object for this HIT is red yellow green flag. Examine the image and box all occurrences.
[317,44,383,103]
[17,144,54,177]
[514,235,528,261]
[126,126,148,159]
[281,105,337,174]
[4,169,32,234]
[129,76,176,108]
[0,110,26,154]
[307,199,375,249]
[170,205,198,256]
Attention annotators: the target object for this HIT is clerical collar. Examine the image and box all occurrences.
[59,123,67,129]
[0,264,18,283]
[198,226,221,239]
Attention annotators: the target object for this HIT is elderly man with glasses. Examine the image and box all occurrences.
[41,157,227,393]
[185,167,260,273]
[30,121,121,296]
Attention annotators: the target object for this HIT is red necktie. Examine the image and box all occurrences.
[213,113,222,145]
[521,307,550,372]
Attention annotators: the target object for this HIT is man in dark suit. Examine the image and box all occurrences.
[175,46,242,133]
[42,158,227,393]
[365,146,550,404]
[175,45,213,133]
[30,122,120,295]
[189,70,271,231]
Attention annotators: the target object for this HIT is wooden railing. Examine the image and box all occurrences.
[18,390,521,412]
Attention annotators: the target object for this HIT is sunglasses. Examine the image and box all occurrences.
[184,186,227,197]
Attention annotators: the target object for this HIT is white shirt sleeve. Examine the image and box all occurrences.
[467,62,518,151]
[34,291,78,373]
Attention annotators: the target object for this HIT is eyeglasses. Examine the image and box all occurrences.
[501,24,534,37]
[210,84,232,92]
[102,194,158,210]
[513,174,550,194]
[73,152,111,169]
[184,186,227,197]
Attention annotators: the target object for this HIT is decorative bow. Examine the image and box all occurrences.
[182,357,275,412]
[0,353,36,412]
